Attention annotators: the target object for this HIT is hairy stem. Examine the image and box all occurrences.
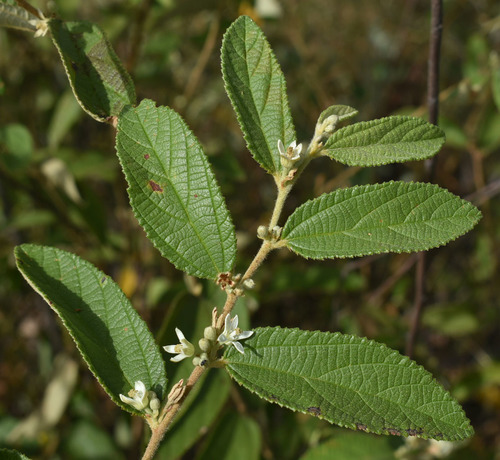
[141,365,205,460]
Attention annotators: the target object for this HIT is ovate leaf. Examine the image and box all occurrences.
[282,181,481,259]
[225,327,474,441]
[49,19,136,122]
[323,116,445,166]
[0,3,36,33]
[14,244,167,411]
[116,99,236,280]
[222,15,295,175]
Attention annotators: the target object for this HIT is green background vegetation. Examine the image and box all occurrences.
[0,0,499,458]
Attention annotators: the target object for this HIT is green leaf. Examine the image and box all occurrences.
[115,99,236,280]
[0,3,37,33]
[224,327,474,441]
[323,116,445,166]
[221,15,296,175]
[282,181,481,259]
[14,244,167,411]
[49,19,136,122]
[196,412,261,460]
[318,105,358,124]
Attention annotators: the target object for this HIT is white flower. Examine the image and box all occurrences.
[217,314,253,354]
[163,328,195,362]
[28,10,49,38]
[119,381,149,411]
[278,139,302,161]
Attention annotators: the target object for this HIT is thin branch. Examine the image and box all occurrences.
[427,0,443,126]
[406,0,443,359]
[126,0,155,72]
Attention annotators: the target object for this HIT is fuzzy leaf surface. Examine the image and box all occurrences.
[323,116,445,166]
[14,244,167,410]
[225,327,474,441]
[282,181,481,259]
[116,99,236,279]
[0,2,36,33]
[49,19,136,122]
[221,15,295,174]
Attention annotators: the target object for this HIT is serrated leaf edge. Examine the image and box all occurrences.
[282,181,482,260]
[324,116,445,167]
[116,100,237,280]
[221,15,296,175]
[49,19,136,123]
[14,244,167,415]
[225,326,474,441]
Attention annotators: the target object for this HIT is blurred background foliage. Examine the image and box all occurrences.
[0,0,499,458]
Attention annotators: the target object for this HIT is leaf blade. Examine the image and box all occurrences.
[225,327,474,441]
[115,99,236,279]
[282,181,481,259]
[323,116,445,166]
[15,244,167,410]
[49,19,136,122]
[0,3,36,33]
[221,15,295,174]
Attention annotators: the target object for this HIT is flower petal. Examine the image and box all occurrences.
[170,353,186,362]
[235,330,254,340]
[175,327,186,342]
[163,345,178,353]
[233,341,245,354]
[278,139,285,156]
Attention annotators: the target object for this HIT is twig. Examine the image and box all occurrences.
[367,254,418,306]
[427,0,443,127]
[183,15,220,103]
[126,0,155,72]
[406,0,443,359]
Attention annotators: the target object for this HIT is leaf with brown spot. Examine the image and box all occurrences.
[225,327,474,441]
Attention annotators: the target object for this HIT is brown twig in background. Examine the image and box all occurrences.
[426,0,443,127]
[367,254,419,306]
[406,0,443,359]
[126,0,155,73]
[15,0,42,18]
[183,15,220,104]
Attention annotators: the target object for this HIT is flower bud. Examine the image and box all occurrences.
[204,326,218,341]
[199,338,211,352]
[243,279,255,289]
[149,397,160,411]
[192,356,201,366]
[257,225,269,239]
[199,353,209,366]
